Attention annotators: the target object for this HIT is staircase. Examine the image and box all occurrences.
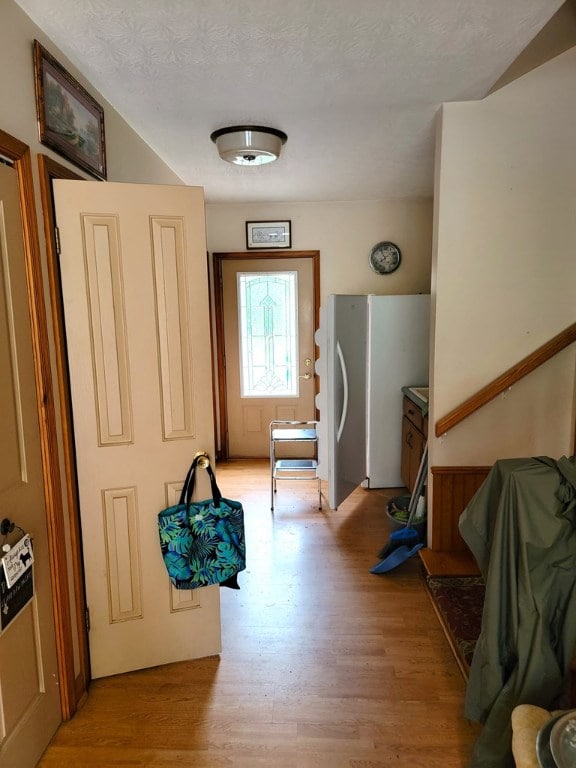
[422,322,576,681]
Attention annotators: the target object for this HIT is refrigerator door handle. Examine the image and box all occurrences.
[336,341,349,442]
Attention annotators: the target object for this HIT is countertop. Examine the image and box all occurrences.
[402,386,429,414]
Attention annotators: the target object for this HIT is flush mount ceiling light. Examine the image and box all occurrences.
[210,125,287,166]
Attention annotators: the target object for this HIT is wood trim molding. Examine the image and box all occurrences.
[212,254,228,459]
[206,251,219,458]
[0,131,72,717]
[37,154,90,717]
[212,250,320,459]
[430,466,491,552]
[435,322,576,437]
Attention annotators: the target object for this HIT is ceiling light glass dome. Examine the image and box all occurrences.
[210,125,287,165]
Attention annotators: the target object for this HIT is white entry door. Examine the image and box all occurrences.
[53,180,221,678]
[0,164,60,766]
[222,257,317,457]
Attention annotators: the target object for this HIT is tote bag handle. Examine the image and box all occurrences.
[178,456,222,509]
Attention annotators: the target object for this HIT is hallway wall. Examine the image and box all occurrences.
[431,46,576,470]
[206,199,433,302]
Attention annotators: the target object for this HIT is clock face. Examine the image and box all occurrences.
[369,241,401,274]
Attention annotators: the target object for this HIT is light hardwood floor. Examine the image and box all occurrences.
[39,460,480,767]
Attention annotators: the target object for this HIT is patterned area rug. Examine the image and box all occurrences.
[426,575,485,671]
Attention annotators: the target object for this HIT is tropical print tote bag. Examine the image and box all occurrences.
[158,456,246,590]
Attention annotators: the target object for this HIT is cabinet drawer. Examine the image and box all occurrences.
[401,416,425,492]
[403,396,424,433]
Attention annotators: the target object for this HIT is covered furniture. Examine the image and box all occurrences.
[459,456,576,768]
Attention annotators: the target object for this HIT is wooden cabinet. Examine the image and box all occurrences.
[401,395,427,492]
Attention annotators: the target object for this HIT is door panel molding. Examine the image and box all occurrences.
[151,216,195,440]
[0,203,28,489]
[102,486,143,622]
[213,250,320,459]
[83,214,133,445]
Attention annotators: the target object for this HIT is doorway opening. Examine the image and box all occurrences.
[213,251,320,459]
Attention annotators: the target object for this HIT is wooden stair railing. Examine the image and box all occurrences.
[435,322,576,437]
[426,321,576,575]
[427,324,576,682]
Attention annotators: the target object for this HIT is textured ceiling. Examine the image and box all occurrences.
[15,0,564,203]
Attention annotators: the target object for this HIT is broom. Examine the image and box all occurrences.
[371,443,427,573]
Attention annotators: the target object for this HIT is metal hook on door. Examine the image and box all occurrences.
[1,518,26,553]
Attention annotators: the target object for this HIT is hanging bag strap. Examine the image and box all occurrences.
[178,461,197,506]
[178,456,223,509]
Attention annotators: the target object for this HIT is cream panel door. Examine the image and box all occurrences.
[223,258,316,457]
[53,180,221,678]
[0,164,60,766]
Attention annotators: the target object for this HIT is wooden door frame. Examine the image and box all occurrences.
[213,250,320,459]
[0,132,82,719]
[37,155,91,713]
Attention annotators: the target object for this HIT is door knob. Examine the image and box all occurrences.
[193,451,211,468]
[299,372,312,380]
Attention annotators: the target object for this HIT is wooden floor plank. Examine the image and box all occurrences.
[38,460,480,767]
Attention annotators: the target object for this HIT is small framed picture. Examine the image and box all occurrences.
[33,40,107,180]
[246,220,291,250]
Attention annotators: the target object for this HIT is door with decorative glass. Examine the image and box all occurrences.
[218,254,318,458]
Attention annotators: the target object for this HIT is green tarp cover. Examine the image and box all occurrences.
[459,456,576,768]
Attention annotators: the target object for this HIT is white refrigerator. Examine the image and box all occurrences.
[315,294,430,509]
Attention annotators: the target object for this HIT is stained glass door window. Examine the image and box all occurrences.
[237,271,298,397]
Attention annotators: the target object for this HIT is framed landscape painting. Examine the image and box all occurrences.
[33,40,107,179]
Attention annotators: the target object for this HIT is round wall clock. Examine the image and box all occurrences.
[369,241,402,274]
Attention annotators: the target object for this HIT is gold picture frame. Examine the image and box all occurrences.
[33,40,107,180]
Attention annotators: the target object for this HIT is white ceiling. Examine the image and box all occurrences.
[15,0,564,203]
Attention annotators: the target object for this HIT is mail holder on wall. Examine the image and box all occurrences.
[1,521,35,633]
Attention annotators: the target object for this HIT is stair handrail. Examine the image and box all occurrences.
[435,322,576,437]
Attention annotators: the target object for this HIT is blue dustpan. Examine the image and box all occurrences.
[370,542,424,574]
[390,526,421,545]
[377,526,421,559]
